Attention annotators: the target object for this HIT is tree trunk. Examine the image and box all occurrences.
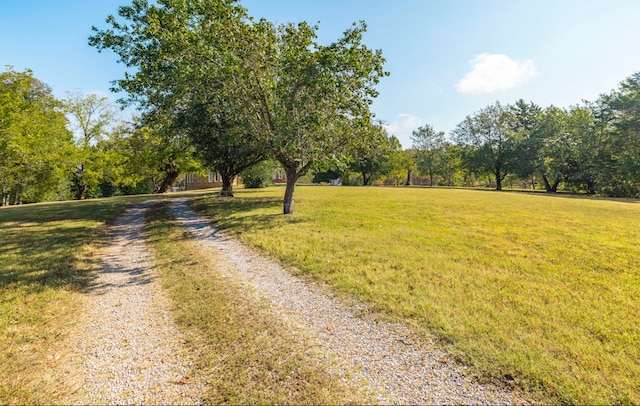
[74,165,87,200]
[220,173,234,197]
[156,172,179,194]
[495,174,502,191]
[77,185,87,200]
[362,172,372,186]
[283,168,299,214]
[405,168,412,186]
[156,157,179,194]
[429,169,434,187]
[586,180,596,195]
[10,186,23,205]
[543,175,559,193]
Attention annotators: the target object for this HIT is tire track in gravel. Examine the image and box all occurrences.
[170,198,529,405]
[65,203,206,405]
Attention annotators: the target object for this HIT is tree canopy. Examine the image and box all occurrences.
[0,67,75,205]
[90,0,387,213]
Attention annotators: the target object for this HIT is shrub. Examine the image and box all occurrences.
[243,161,276,188]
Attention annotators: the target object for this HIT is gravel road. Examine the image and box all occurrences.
[65,203,206,405]
[62,199,527,404]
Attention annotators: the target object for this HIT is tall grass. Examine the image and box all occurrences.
[191,186,640,404]
[0,195,153,404]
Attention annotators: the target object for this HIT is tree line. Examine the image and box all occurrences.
[2,0,639,208]
[410,78,640,197]
[317,72,640,197]
[0,66,202,205]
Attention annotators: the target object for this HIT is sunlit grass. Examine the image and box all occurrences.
[144,201,368,404]
[191,186,640,404]
[0,195,157,404]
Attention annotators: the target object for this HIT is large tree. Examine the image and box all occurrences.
[90,1,387,211]
[0,67,75,205]
[89,0,250,194]
[177,98,266,197]
[233,20,388,213]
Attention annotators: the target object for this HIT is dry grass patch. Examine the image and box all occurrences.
[190,186,640,404]
[144,201,368,404]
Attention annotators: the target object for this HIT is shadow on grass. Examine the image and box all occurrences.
[435,185,640,204]
[0,197,153,297]
[190,195,306,234]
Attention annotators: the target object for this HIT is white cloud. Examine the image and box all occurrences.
[455,53,536,94]
[383,113,424,148]
[384,113,423,136]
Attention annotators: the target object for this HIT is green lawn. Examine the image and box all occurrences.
[191,186,640,404]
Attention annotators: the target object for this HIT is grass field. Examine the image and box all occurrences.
[2,186,638,404]
[191,186,640,404]
[0,195,154,404]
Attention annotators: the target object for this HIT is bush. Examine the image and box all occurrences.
[243,161,276,188]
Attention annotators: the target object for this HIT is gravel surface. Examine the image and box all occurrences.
[170,199,529,405]
[66,203,206,405]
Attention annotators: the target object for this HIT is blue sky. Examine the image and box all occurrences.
[2,0,640,148]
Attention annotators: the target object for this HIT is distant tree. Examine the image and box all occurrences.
[564,105,601,194]
[604,72,640,196]
[349,125,399,186]
[411,124,445,186]
[64,91,116,199]
[0,67,75,205]
[438,142,465,186]
[529,103,610,194]
[509,99,543,183]
[397,148,417,186]
[532,106,571,192]
[453,102,520,190]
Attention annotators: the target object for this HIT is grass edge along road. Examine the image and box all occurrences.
[0,195,156,404]
[143,201,370,404]
[190,186,640,405]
